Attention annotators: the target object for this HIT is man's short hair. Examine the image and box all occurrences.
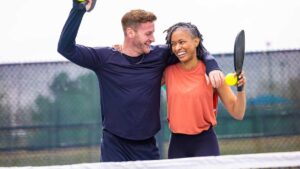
[121,9,157,34]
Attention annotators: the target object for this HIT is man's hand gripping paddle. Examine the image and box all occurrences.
[234,30,245,92]
[76,0,97,12]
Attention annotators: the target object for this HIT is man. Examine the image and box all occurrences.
[57,0,224,162]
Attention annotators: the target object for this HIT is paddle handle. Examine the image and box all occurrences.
[237,84,244,92]
[237,72,244,92]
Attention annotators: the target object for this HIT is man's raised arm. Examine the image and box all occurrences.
[57,0,101,69]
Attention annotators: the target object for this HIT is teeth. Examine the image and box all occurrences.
[177,52,186,57]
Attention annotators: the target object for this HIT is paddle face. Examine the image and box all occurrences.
[233,30,245,91]
[234,30,245,75]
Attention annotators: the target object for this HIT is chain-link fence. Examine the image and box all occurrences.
[0,49,299,166]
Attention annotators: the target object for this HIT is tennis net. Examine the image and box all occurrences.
[1,151,300,169]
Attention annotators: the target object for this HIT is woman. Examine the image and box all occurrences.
[163,22,246,158]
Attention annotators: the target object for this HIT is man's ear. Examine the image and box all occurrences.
[126,27,135,38]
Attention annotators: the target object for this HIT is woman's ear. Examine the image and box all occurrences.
[194,38,200,47]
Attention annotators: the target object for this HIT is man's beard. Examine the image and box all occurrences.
[133,40,150,55]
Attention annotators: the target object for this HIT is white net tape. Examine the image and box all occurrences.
[1,151,300,169]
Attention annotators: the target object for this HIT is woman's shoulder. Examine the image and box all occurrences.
[165,63,180,73]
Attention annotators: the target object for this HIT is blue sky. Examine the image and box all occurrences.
[1,0,300,63]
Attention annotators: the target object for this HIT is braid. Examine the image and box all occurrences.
[164,22,208,60]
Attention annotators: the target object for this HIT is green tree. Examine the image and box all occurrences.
[30,72,101,148]
[288,77,300,102]
[0,92,13,150]
[0,93,11,127]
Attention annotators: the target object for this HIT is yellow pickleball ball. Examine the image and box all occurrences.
[77,0,85,2]
[225,73,238,86]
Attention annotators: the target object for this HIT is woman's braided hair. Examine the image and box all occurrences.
[164,22,208,60]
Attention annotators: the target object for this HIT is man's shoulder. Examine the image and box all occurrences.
[93,46,122,56]
[150,44,169,51]
[148,45,170,59]
[94,46,115,52]
[91,46,123,63]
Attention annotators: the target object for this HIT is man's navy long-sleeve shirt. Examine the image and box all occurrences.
[57,7,220,140]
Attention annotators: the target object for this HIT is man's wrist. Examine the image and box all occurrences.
[73,0,87,11]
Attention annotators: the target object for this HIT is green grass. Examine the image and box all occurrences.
[1,135,300,167]
[0,147,99,167]
[219,135,300,155]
